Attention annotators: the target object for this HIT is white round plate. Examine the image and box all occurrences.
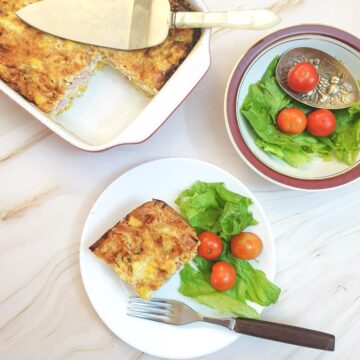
[80,158,276,359]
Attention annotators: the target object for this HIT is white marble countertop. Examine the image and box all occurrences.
[1,0,359,359]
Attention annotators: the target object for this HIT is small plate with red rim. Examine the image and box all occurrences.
[225,25,360,191]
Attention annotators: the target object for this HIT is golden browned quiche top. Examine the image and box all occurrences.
[0,0,201,114]
[102,0,200,96]
[0,0,96,113]
[90,200,198,299]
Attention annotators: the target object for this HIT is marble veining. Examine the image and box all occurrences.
[1,186,58,221]
[0,0,359,359]
[0,129,51,164]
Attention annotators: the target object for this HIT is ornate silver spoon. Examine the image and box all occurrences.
[276,47,359,109]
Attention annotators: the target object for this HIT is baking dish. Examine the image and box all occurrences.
[0,0,211,151]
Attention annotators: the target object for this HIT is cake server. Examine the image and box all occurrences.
[16,0,280,50]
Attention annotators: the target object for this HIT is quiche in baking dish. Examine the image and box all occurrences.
[0,0,200,115]
[89,200,198,299]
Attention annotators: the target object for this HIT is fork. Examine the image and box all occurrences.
[127,297,335,351]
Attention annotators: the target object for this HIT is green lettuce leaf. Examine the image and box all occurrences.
[240,56,360,167]
[177,181,280,318]
[220,248,280,306]
[175,181,257,239]
[329,105,360,165]
[179,263,260,319]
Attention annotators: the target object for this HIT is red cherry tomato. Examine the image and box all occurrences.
[307,109,336,137]
[231,232,263,260]
[287,62,319,93]
[276,108,307,135]
[210,261,236,291]
[197,231,223,260]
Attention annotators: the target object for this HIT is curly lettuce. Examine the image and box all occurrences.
[175,181,257,239]
[240,56,360,167]
[176,181,280,319]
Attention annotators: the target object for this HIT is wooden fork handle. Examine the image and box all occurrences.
[233,318,335,351]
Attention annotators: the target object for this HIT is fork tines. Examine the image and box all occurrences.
[127,297,173,324]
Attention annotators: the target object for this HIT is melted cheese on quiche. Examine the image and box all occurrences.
[0,0,200,113]
[90,200,198,299]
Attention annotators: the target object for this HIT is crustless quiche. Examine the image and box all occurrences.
[0,0,200,115]
[89,200,199,299]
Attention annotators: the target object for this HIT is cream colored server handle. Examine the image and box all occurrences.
[172,9,280,29]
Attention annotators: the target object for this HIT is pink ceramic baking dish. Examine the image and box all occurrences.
[0,0,211,151]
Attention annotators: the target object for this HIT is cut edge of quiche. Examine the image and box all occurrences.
[89,199,198,299]
[0,0,201,115]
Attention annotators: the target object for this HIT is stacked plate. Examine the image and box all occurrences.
[225,25,360,191]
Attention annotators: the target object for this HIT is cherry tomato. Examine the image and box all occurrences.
[307,109,336,137]
[197,231,223,260]
[276,108,307,135]
[287,62,319,93]
[231,232,263,260]
[210,261,236,291]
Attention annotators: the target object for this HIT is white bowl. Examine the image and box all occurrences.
[0,0,211,151]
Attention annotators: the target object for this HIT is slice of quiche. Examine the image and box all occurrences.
[89,200,198,299]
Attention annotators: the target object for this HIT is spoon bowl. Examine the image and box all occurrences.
[276,47,359,109]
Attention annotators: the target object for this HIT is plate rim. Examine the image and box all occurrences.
[224,24,360,191]
[79,157,276,359]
